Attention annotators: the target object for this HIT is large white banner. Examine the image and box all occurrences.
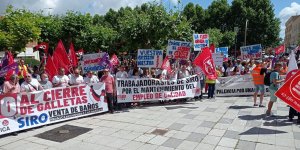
[216,75,270,96]
[137,49,163,68]
[0,83,108,135]
[116,75,201,103]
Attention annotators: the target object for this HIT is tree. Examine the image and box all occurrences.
[182,3,205,32]
[0,6,41,52]
[228,0,280,47]
[205,0,230,31]
[204,28,223,47]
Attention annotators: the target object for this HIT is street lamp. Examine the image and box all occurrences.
[234,27,239,59]
[244,19,248,46]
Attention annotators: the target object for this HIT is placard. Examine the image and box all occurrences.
[193,34,209,51]
[167,40,191,59]
[240,44,262,60]
[137,49,163,68]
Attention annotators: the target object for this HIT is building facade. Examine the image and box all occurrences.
[285,15,300,48]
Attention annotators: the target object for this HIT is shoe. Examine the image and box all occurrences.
[266,111,271,116]
[254,104,258,106]
[259,104,265,107]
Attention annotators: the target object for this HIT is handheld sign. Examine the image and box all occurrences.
[275,70,300,112]
[240,44,262,60]
[167,40,191,60]
[193,34,209,51]
[137,49,163,68]
[215,47,229,58]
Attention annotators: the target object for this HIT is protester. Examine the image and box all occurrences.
[168,64,178,80]
[100,69,115,113]
[116,65,128,78]
[84,71,99,83]
[178,65,190,79]
[21,74,43,92]
[32,65,41,82]
[18,59,28,84]
[39,73,52,89]
[52,68,70,88]
[251,60,266,107]
[131,68,140,79]
[2,74,20,94]
[69,68,84,86]
[206,69,221,99]
[266,62,285,116]
[141,68,152,78]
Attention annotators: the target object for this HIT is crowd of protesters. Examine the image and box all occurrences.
[0,53,299,117]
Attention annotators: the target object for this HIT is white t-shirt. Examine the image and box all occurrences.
[21,78,41,92]
[40,81,53,89]
[116,71,128,78]
[178,70,190,79]
[52,75,70,87]
[69,74,84,85]
[84,75,99,84]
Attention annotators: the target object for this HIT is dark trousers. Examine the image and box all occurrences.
[106,93,114,112]
[207,83,215,98]
[289,107,300,119]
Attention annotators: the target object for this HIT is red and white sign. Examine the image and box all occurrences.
[167,40,191,60]
[275,70,300,112]
[0,83,107,135]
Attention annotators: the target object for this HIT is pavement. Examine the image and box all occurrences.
[0,96,299,150]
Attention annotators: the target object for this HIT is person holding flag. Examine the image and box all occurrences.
[18,59,28,84]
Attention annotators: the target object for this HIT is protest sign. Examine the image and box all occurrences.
[167,40,191,59]
[0,83,107,135]
[137,49,163,68]
[193,34,209,51]
[212,53,224,67]
[216,75,270,96]
[275,70,300,112]
[215,47,229,58]
[116,75,201,103]
[240,44,262,60]
[81,53,106,73]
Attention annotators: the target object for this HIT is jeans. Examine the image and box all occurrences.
[207,83,215,98]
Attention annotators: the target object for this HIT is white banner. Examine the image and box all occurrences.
[137,49,163,68]
[116,75,201,103]
[0,83,108,135]
[81,53,106,73]
[193,34,209,51]
[216,75,270,96]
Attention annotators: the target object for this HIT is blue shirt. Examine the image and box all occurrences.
[270,71,280,90]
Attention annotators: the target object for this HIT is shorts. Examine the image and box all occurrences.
[269,88,277,102]
[255,84,265,93]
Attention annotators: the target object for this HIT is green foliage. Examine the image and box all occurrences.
[0,1,280,54]
[0,5,41,53]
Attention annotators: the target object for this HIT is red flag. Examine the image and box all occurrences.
[1,51,14,68]
[45,54,57,81]
[53,40,72,73]
[275,44,285,55]
[110,54,120,66]
[210,44,215,53]
[69,42,78,67]
[34,42,49,53]
[193,47,217,79]
[161,56,172,73]
[275,70,300,112]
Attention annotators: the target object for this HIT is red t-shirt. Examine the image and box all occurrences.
[100,75,115,93]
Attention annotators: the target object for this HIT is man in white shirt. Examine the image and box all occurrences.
[84,71,99,83]
[21,74,43,92]
[116,66,128,78]
[52,68,70,88]
[178,65,190,79]
[69,68,84,86]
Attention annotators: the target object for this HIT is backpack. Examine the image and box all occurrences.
[264,71,275,86]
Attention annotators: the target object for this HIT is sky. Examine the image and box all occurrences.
[0,0,299,39]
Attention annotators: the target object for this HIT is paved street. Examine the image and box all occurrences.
[0,96,299,150]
